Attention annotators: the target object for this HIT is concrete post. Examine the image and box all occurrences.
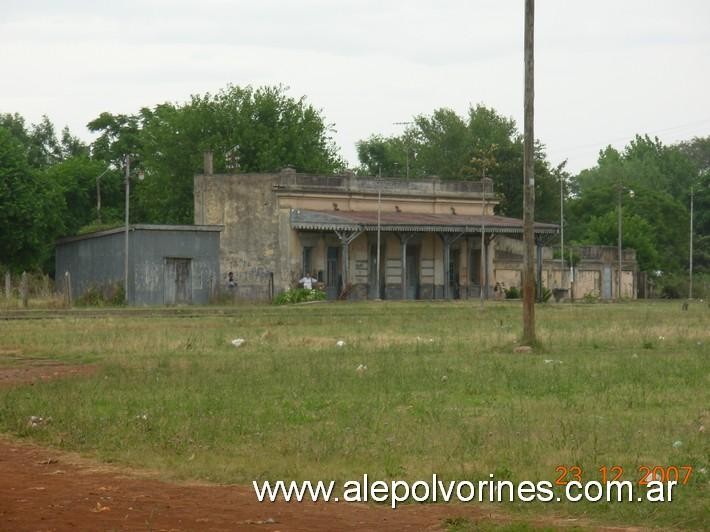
[4,272,10,299]
[64,271,72,307]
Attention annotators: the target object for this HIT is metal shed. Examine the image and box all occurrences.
[55,224,222,305]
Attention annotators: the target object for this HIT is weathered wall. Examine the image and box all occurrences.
[195,173,281,299]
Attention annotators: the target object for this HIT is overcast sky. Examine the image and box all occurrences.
[2,0,709,173]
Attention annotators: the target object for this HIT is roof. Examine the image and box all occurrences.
[56,224,223,245]
[290,209,558,234]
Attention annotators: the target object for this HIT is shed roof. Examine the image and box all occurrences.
[56,224,223,245]
[290,209,558,234]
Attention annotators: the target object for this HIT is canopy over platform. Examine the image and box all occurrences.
[290,209,558,235]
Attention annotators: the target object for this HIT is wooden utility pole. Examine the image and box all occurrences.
[522,0,536,344]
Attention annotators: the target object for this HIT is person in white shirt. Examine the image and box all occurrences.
[299,273,318,290]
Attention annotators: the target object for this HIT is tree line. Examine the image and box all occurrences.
[1,83,708,294]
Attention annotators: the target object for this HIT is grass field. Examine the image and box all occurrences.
[0,300,708,529]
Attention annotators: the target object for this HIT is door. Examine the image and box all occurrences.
[325,246,340,300]
[165,258,192,304]
[406,246,419,299]
[602,265,612,300]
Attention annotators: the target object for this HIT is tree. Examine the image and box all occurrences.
[88,84,344,224]
[0,127,65,271]
[355,104,561,222]
[567,137,694,275]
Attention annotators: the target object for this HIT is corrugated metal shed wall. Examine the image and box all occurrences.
[56,226,221,305]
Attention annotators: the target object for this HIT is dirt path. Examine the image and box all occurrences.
[0,437,500,532]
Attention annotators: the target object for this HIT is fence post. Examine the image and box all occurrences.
[42,274,50,297]
[64,271,73,308]
[4,272,10,299]
[20,271,28,308]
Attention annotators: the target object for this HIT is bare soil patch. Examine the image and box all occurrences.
[0,362,97,387]
[0,437,644,532]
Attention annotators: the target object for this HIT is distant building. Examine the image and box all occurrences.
[194,153,565,300]
[55,224,222,305]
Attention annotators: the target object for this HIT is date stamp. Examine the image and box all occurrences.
[555,465,693,486]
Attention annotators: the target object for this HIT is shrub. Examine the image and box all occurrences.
[274,288,326,305]
[581,291,599,303]
[76,282,125,307]
[505,286,520,299]
[541,287,552,303]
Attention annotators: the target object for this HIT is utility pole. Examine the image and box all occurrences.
[393,121,413,179]
[480,175,487,309]
[124,155,130,304]
[522,0,536,345]
[689,185,694,299]
[617,183,622,300]
[376,167,382,300]
[560,173,564,283]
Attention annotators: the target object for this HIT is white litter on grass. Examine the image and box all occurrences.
[356,364,367,374]
[135,413,148,421]
[544,359,563,364]
[643,471,663,483]
[441,375,448,383]
[672,440,683,449]
[632,353,639,359]
[658,336,666,340]
[231,338,246,348]
[699,467,707,475]
[27,416,51,428]
[336,340,346,347]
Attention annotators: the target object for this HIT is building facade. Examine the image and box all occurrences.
[194,158,562,300]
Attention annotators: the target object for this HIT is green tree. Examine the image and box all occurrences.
[88,84,344,224]
[0,127,65,271]
[583,211,660,271]
[567,137,693,274]
[355,104,561,222]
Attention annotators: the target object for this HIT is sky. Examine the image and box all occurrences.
[2,0,710,174]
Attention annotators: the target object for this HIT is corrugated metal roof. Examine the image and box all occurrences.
[56,224,224,245]
[290,209,558,234]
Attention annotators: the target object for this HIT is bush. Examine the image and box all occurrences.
[582,291,599,303]
[76,282,125,307]
[505,286,520,299]
[541,286,552,303]
[274,288,326,305]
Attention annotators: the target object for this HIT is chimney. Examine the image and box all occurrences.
[203,151,214,175]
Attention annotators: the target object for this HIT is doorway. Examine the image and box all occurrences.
[406,245,420,299]
[165,258,192,304]
[326,246,341,299]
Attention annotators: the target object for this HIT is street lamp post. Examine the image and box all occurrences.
[124,156,130,303]
[95,167,111,223]
[123,155,144,304]
[560,173,565,283]
[480,176,492,308]
[617,183,634,300]
[393,121,413,179]
[689,185,694,299]
[376,167,382,300]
